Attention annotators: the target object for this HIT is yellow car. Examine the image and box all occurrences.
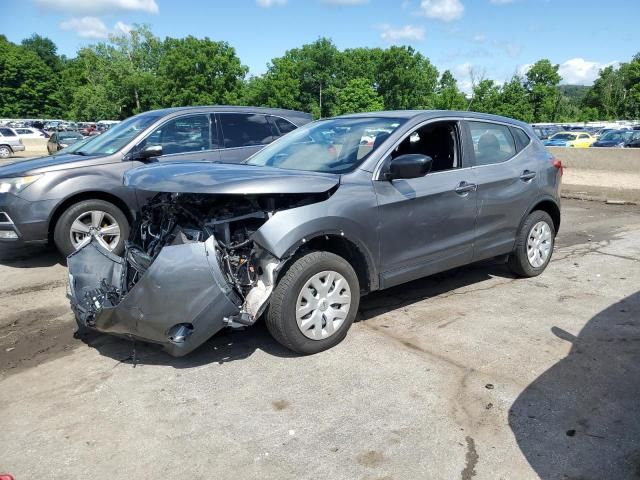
[544,131,596,148]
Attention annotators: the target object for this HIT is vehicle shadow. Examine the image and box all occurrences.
[509,291,640,479]
[78,320,298,368]
[78,259,515,367]
[0,244,63,268]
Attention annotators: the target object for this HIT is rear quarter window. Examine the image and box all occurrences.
[510,127,531,152]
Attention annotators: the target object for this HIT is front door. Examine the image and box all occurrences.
[374,120,478,289]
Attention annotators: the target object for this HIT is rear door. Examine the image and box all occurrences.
[466,120,538,261]
[217,113,278,163]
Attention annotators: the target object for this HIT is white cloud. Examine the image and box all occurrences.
[490,0,514,4]
[35,0,158,15]
[419,0,464,21]
[60,17,135,38]
[60,17,110,38]
[256,0,287,6]
[558,58,619,85]
[473,33,486,42]
[380,24,425,42]
[113,21,133,35]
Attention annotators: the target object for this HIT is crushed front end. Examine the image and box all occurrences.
[67,191,320,356]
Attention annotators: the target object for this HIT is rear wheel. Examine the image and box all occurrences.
[266,251,360,354]
[0,145,11,159]
[508,210,555,277]
[53,199,129,257]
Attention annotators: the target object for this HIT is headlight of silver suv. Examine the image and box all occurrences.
[0,175,43,194]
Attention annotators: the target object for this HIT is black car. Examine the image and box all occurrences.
[0,106,312,256]
[590,129,633,148]
[47,131,84,154]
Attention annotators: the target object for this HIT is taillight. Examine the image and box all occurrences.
[552,158,563,176]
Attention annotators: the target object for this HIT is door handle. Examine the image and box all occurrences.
[520,170,537,181]
[455,181,477,195]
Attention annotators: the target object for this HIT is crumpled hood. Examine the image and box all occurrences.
[124,162,340,195]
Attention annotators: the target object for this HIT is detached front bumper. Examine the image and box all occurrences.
[67,236,242,357]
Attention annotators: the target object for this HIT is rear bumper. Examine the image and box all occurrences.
[12,144,26,153]
[67,236,241,357]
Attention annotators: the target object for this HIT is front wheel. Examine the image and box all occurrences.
[53,199,129,257]
[508,210,555,277]
[266,251,360,354]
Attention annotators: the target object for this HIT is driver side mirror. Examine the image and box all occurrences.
[135,144,162,161]
[385,154,433,180]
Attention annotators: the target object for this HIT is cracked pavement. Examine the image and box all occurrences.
[0,199,639,480]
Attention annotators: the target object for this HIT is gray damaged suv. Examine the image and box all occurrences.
[0,106,311,254]
[68,111,562,356]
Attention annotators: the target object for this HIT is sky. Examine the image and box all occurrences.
[1,0,638,93]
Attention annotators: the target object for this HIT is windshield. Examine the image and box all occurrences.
[551,133,576,141]
[247,117,406,173]
[59,132,83,140]
[74,112,163,156]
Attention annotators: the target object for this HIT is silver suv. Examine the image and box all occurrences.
[0,127,26,159]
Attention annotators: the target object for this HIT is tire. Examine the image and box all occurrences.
[53,199,129,257]
[0,145,12,159]
[508,210,555,277]
[266,251,360,354]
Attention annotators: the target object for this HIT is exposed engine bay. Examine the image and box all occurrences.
[68,190,332,356]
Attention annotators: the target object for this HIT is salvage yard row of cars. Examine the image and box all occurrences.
[1,106,563,356]
[531,123,640,148]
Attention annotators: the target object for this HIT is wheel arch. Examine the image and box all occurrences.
[528,197,561,233]
[48,191,134,242]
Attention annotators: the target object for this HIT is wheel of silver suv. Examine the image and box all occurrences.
[53,199,130,257]
[266,251,360,354]
[0,146,11,159]
[508,210,555,278]
[69,210,121,251]
[526,221,552,268]
[295,270,352,340]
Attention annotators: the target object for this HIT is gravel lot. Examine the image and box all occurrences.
[1,199,639,480]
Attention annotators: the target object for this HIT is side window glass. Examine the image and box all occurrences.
[51,133,57,142]
[0,128,15,137]
[510,127,531,152]
[220,113,275,148]
[468,121,516,166]
[391,121,460,173]
[270,116,297,136]
[143,115,211,155]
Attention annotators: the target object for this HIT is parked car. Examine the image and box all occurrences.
[625,130,640,148]
[0,106,312,254]
[0,127,25,159]
[590,130,633,148]
[46,131,84,154]
[67,110,562,357]
[14,127,49,139]
[544,132,595,148]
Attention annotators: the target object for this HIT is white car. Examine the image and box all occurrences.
[13,127,48,139]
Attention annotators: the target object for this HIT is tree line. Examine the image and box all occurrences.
[1,26,638,123]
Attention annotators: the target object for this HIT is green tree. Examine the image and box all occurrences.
[332,78,384,115]
[434,70,467,110]
[495,75,533,122]
[21,34,62,71]
[376,46,439,110]
[158,36,248,107]
[0,36,58,117]
[469,79,501,114]
[525,60,561,122]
